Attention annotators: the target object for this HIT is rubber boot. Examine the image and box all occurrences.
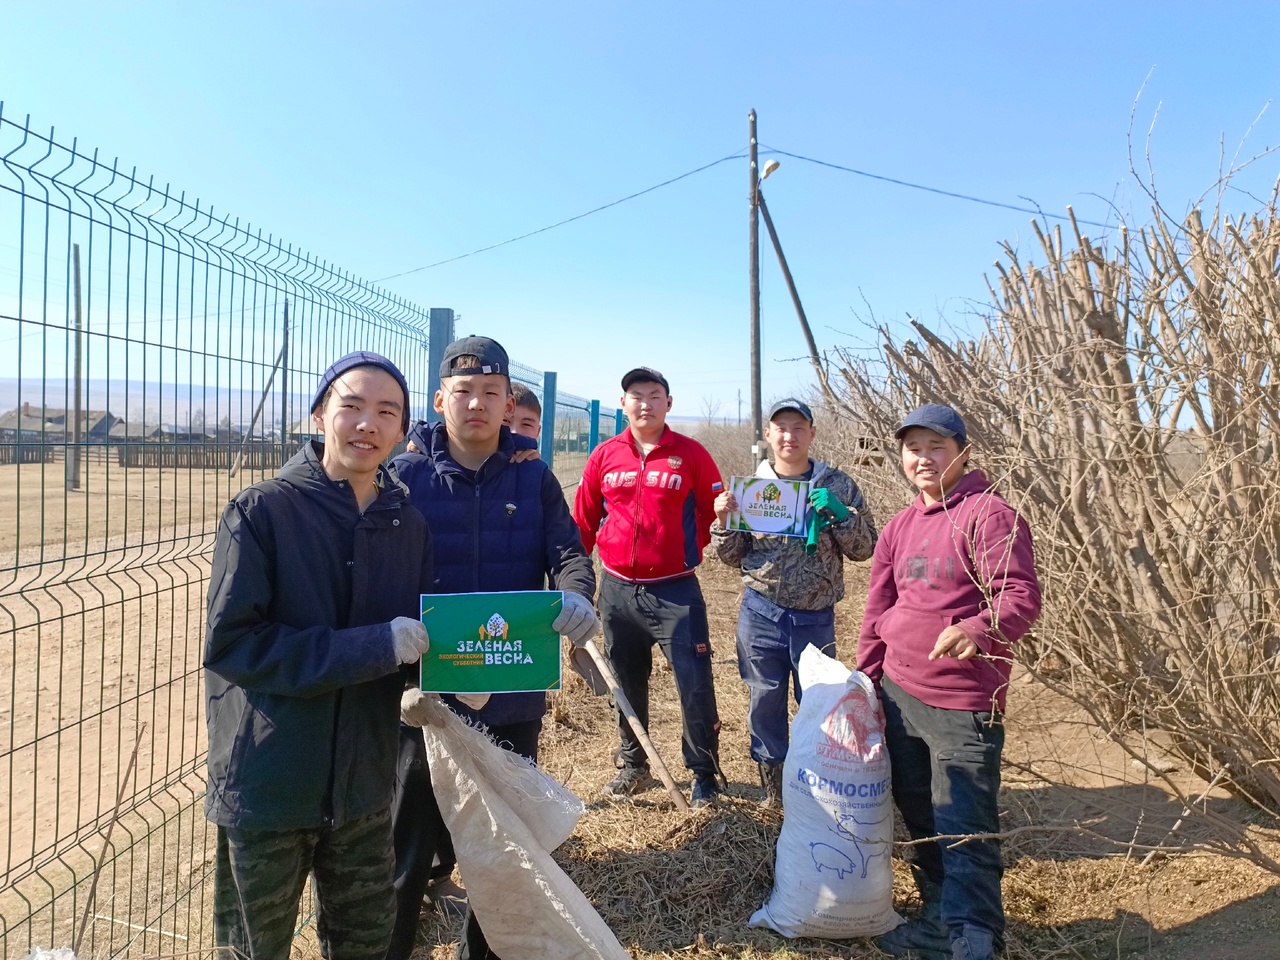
[758,761,784,809]
[875,871,948,959]
[951,924,996,960]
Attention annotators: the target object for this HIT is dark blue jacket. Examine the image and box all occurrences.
[204,441,433,830]
[394,422,595,726]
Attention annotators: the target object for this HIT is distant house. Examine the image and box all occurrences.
[288,417,321,443]
[108,420,162,443]
[204,424,244,443]
[0,408,60,442]
[157,423,205,443]
[0,403,118,442]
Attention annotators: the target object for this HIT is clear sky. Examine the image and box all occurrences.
[4,1,1278,415]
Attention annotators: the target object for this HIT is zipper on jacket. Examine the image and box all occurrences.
[472,482,482,590]
[629,442,647,578]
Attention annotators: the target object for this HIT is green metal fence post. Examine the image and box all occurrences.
[588,399,600,450]
[427,308,456,424]
[540,371,557,468]
[615,408,625,437]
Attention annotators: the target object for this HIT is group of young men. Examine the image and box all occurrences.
[204,336,1038,960]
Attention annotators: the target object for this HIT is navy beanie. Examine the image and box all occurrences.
[310,351,411,433]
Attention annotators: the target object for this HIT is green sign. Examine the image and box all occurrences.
[727,475,810,537]
[419,591,563,694]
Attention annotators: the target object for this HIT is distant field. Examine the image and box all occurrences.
[0,460,264,956]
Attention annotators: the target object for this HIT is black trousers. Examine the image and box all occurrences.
[599,572,721,776]
[385,718,541,960]
[881,676,1006,947]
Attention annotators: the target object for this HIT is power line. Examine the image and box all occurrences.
[374,141,1116,284]
[373,151,745,282]
[761,145,1114,229]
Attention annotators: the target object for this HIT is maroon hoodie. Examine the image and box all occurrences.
[856,470,1041,712]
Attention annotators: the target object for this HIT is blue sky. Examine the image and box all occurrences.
[3,1,1278,414]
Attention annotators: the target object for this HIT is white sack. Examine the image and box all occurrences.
[748,645,901,939]
[418,696,632,960]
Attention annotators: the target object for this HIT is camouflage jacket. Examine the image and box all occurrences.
[710,459,877,610]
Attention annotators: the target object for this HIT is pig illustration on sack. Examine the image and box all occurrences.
[809,842,856,880]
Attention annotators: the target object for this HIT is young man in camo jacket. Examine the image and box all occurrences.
[711,398,878,806]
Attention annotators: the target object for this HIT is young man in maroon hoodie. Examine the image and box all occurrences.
[573,367,725,807]
[857,404,1041,960]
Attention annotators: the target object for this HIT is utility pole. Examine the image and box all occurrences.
[748,109,762,463]
[67,243,83,491]
[279,298,290,461]
[737,388,742,425]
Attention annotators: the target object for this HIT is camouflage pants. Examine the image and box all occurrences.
[214,808,395,960]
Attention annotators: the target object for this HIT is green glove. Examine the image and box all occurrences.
[804,509,822,555]
[808,487,849,527]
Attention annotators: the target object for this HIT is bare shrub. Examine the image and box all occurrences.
[818,183,1280,823]
[686,420,756,480]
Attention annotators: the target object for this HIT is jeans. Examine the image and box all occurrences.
[599,571,721,776]
[214,808,395,960]
[880,675,1006,949]
[735,589,835,764]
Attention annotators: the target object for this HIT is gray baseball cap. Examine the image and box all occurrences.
[768,398,814,423]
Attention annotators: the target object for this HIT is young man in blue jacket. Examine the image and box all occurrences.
[388,336,597,960]
[204,352,432,960]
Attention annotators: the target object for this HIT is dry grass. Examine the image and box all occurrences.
[391,557,1280,960]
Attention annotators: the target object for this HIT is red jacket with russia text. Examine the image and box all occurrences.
[573,426,722,583]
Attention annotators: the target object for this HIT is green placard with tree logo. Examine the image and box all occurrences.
[727,475,810,537]
[419,591,563,694]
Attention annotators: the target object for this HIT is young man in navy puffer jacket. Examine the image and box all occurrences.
[386,336,596,960]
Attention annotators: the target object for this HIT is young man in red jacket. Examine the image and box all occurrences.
[573,367,725,806]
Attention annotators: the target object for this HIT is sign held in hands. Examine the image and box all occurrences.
[420,591,563,695]
[727,476,810,537]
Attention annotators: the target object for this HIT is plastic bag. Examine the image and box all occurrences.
[418,696,632,959]
[748,645,901,938]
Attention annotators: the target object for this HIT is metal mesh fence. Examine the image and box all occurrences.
[0,110,432,956]
[0,106,620,958]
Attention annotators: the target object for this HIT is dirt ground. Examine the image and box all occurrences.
[399,559,1280,960]
[2,455,1278,958]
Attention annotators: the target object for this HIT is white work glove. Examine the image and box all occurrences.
[454,692,491,711]
[552,592,599,647]
[401,689,446,727]
[390,617,430,665]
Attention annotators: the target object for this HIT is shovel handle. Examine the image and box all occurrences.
[583,639,690,811]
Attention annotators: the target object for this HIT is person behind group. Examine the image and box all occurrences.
[507,382,542,440]
[572,366,725,807]
[710,398,878,807]
[388,336,597,960]
[204,352,432,960]
[858,404,1041,960]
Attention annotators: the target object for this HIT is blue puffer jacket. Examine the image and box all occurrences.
[204,441,433,830]
[393,422,595,725]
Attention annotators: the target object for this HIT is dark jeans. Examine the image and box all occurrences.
[386,718,541,960]
[881,675,1006,949]
[735,589,835,765]
[214,808,395,960]
[599,571,721,776]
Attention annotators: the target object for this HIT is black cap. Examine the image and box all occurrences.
[310,351,411,433]
[441,336,510,379]
[895,403,968,447]
[768,398,814,423]
[621,367,670,393]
